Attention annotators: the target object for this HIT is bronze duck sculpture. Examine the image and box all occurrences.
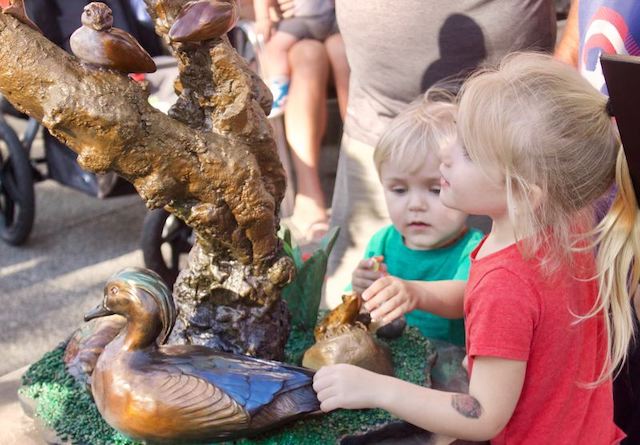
[168,0,238,43]
[85,267,320,443]
[70,2,156,74]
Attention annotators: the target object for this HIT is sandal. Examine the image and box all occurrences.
[282,217,330,246]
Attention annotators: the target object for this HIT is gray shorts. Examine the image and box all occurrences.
[276,10,338,41]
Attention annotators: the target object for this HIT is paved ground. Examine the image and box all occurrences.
[0,180,147,375]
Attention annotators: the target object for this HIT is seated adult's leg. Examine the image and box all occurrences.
[285,38,331,242]
[325,33,350,120]
[262,31,299,115]
[262,30,298,78]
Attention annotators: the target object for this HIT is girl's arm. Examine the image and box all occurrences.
[314,356,526,441]
[362,277,466,323]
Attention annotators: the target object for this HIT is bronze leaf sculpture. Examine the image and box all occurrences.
[85,267,320,443]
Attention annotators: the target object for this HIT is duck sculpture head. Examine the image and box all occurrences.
[80,0,113,31]
[85,267,175,349]
[84,267,320,443]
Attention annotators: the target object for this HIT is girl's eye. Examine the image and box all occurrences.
[430,187,441,195]
[391,186,407,195]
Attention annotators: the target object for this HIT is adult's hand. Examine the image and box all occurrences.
[276,0,295,18]
[255,17,273,41]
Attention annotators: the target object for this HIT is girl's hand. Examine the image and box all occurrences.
[362,275,416,324]
[351,255,387,294]
[313,364,384,412]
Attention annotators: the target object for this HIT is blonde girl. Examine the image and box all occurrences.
[313,52,638,444]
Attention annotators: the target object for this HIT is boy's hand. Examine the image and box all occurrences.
[362,276,416,325]
[313,364,384,411]
[351,255,386,294]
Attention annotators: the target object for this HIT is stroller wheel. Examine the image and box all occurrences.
[141,209,193,288]
[0,119,34,245]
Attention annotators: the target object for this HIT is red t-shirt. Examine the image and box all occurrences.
[464,237,625,445]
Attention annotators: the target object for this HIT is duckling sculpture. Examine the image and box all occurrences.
[0,0,40,32]
[70,2,156,74]
[303,293,394,376]
[85,267,320,443]
[169,0,238,43]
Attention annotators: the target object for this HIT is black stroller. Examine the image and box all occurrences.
[0,0,192,285]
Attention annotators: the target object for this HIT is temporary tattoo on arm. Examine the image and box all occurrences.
[451,394,483,419]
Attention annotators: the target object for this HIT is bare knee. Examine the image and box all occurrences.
[288,39,330,78]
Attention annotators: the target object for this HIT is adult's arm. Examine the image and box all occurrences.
[554,0,579,67]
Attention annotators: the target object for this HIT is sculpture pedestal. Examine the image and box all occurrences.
[17,330,483,445]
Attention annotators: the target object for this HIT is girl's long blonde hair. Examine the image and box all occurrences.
[457,52,640,381]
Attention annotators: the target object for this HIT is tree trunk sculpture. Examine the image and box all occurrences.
[0,4,295,359]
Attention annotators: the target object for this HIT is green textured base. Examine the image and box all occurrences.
[19,328,430,445]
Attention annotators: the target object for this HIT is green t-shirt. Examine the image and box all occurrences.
[356,225,483,346]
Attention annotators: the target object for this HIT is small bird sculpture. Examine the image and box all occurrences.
[0,0,40,32]
[70,2,156,74]
[169,0,238,43]
[84,267,320,443]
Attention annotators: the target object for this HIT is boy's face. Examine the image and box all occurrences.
[380,154,468,250]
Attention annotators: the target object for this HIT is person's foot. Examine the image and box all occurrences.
[268,76,290,118]
[288,195,329,244]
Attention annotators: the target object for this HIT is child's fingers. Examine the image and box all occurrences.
[369,297,399,322]
[313,369,332,393]
[357,258,373,269]
[354,269,382,282]
[380,305,406,325]
[352,277,373,292]
[363,285,396,315]
[361,276,391,301]
[357,257,384,271]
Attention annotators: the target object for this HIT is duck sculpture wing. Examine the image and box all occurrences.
[149,365,251,433]
[158,346,317,416]
[102,27,157,73]
[70,25,156,73]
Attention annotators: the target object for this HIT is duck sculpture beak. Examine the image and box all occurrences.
[84,304,115,322]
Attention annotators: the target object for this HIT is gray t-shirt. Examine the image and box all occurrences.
[336,0,556,146]
[294,0,334,17]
